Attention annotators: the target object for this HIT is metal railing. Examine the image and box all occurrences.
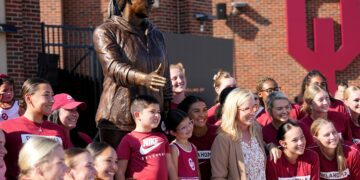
[41,23,102,82]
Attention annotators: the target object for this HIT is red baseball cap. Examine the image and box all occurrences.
[51,93,86,111]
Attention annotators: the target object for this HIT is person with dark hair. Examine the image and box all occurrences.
[0,78,70,179]
[266,121,320,179]
[93,0,172,147]
[49,93,91,148]
[116,95,177,180]
[87,142,118,180]
[212,86,236,126]
[309,118,360,179]
[334,81,349,102]
[166,109,200,179]
[300,70,348,116]
[255,77,302,126]
[0,74,21,121]
[178,95,217,180]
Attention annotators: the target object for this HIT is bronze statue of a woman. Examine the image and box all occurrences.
[93,0,172,147]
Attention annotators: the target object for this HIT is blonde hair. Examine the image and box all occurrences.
[343,86,360,101]
[18,138,62,178]
[301,84,327,114]
[220,88,256,141]
[310,118,347,173]
[170,63,186,75]
[65,148,89,168]
[213,69,232,88]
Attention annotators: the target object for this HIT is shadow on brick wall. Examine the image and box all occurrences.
[225,6,271,40]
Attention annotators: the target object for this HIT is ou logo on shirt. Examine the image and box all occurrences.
[188,158,195,171]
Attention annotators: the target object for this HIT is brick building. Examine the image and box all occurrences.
[2,0,360,100]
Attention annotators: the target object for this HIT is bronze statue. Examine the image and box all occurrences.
[93,0,172,147]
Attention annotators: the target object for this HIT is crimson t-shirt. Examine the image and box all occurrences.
[266,149,320,180]
[207,103,219,126]
[349,119,360,147]
[189,124,217,180]
[262,121,314,147]
[301,111,353,142]
[116,131,170,180]
[0,116,70,180]
[308,142,360,179]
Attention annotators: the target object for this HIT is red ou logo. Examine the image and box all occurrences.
[286,0,360,93]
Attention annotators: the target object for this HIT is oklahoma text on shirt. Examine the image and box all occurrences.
[278,175,310,180]
[197,150,211,160]
[21,134,63,145]
[320,169,350,179]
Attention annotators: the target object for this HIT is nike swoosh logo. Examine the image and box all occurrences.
[140,142,163,155]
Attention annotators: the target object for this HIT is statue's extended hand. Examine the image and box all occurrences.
[142,63,166,92]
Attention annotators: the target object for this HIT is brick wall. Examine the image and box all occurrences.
[6,0,42,92]
[62,0,106,27]
[39,0,63,25]
[212,0,360,100]
[6,0,360,100]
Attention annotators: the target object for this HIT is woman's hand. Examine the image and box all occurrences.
[267,143,282,163]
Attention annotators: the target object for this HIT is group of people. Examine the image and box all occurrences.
[0,75,119,180]
[1,65,360,180]
[1,0,360,179]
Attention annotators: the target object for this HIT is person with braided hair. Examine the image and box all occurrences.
[93,0,172,148]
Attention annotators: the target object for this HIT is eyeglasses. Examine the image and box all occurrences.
[238,105,259,113]
[176,120,194,132]
[261,87,281,93]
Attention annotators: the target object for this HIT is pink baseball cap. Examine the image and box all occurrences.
[51,93,86,111]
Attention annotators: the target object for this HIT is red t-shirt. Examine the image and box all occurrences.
[189,124,217,180]
[330,99,349,116]
[308,143,360,179]
[266,149,320,180]
[207,103,219,126]
[349,118,360,147]
[116,131,170,180]
[262,121,314,147]
[172,142,199,180]
[0,116,70,180]
[256,104,302,127]
[301,111,353,142]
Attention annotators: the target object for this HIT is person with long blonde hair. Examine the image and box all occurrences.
[343,86,360,145]
[301,84,352,142]
[308,118,360,179]
[18,138,68,180]
[211,88,280,179]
